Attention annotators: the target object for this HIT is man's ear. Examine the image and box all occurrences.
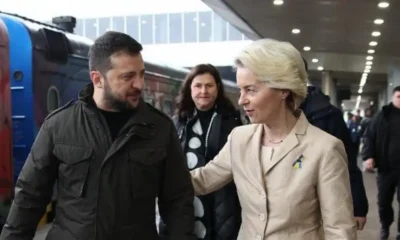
[90,71,104,89]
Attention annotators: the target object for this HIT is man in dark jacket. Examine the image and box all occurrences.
[300,59,368,231]
[300,85,369,230]
[0,31,195,240]
[363,86,400,240]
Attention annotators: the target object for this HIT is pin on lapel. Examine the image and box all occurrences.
[292,154,304,169]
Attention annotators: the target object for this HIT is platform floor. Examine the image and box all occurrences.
[33,171,399,240]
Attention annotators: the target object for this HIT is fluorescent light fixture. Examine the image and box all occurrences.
[273,0,284,5]
[365,65,372,70]
[366,61,373,65]
[372,31,381,37]
[317,66,324,71]
[364,69,371,73]
[303,46,311,51]
[312,58,318,63]
[374,19,384,24]
[358,88,363,94]
[378,2,390,8]
[292,28,300,34]
[369,41,378,46]
[368,49,375,54]
[366,56,374,60]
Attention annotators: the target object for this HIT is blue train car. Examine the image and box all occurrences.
[0,13,93,189]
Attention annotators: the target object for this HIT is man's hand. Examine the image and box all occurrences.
[355,217,367,230]
[364,158,375,172]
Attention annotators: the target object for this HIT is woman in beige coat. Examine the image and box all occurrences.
[190,38,357,240]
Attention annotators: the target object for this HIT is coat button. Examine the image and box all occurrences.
[255,234,262,240]
[259,214,265,221]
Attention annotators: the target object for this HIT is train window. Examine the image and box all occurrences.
[99,18,111,36]
[127,16,139,40]
[84,18,97,40]
[155,14,168,44]
[213,13,227,42]
[169,13,182,43]
[40,28,70,64]
[228,23,242,41]
[47,86,61,113]
[75,19,84,36]
[140,15,153,44]
[112,16,125,33]
[199,12,212,42]
[184,12,197,43]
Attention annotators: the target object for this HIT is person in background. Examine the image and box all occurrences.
[300,59,368,230]
[0,31,195,240]
[190,38,356,240]
[159,64,242,240]
[363,86,400,240]
[360,107,373,137]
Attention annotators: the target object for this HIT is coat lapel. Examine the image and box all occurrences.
[264,113,308,174]
[244,124,267,193]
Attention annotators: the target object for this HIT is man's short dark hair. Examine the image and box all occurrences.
[88,31,143,74]
[393,85,400,94]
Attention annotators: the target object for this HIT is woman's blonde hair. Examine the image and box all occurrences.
[234,38,308,111]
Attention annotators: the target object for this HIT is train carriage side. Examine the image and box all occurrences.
[0,13,93,187]
[0,17,12,222]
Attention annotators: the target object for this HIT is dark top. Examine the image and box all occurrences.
[388,107,400,167]
[99,109,134,141]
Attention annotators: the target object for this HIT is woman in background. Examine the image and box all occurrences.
[160,64,242,240]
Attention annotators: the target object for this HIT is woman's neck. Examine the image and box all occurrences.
[262,109,298,145]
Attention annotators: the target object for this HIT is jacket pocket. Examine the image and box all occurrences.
[128,148,166,197]
[53,144,93,198]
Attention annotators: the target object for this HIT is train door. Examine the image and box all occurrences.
[0,19,13,217]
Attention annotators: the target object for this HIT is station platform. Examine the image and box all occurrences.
[32,170,399,240]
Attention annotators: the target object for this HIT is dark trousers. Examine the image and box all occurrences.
[377,172,400,232]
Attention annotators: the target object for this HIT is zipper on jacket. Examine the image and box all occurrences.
[204,112,217,158]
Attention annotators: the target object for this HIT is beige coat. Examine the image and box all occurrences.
[190,113,357,240]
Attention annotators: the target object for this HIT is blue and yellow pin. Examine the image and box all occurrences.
[292,154,304,169]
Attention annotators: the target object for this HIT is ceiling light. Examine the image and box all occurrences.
[378,2,390,8]
[358,88,363,94]
[292,28,300,34]
[317,66,324,71]
[362,73,368,77]
[303,46,311,51]
[369,41,378,46]
[357,95,362,101]
[374,19,384,24]
[365,65,372,70]
[364,69,371,73]
[366,61,373,65]
[368,49,375,54]
[366,56,374,60]
[273,0,284,5]
[372,31,381,37]
[312,58,318,63]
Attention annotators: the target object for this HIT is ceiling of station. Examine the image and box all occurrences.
[202,0,400,110]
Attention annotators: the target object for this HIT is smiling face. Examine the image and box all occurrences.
[236,67,288,124]
[190,73,218,111]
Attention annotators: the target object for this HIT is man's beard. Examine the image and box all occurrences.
[103,80,141,111]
